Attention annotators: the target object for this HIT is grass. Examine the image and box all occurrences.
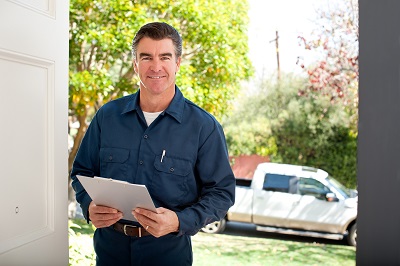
[69,219,356,266]
[68,219,96,266]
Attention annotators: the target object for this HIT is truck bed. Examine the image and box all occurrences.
[228,183,253,223]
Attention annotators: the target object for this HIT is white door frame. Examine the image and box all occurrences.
[0,0,69,264]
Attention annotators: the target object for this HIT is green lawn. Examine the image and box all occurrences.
[69,219,355,266]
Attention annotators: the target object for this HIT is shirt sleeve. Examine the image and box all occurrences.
[70,113,102,222]
[175,122,235,236]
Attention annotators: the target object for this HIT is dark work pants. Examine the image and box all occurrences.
[94,226,193,266]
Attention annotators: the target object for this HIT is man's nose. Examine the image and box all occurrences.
[150,59,162,71]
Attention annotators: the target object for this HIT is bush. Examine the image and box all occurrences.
[224,75,357,188]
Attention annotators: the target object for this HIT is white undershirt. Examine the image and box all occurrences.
[142,111,163,126]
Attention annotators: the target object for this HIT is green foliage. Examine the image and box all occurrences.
[68,219,95,266]
[69,0,253,121]
[271,90,349,162]
[69,0,145,117]
[224,116,276,156]
[223,74,357,188]
[292,0,359,188]
[135,0,253,119]
[311,129,357,188]
[298,0,359,131]
[271,91,357,188]
[223,75,307,158]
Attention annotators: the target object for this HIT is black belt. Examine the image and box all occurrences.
[113,222,152,237]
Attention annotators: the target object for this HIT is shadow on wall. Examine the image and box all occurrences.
[230,155,269,179]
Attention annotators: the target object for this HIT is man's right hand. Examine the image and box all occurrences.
[88,201,123,228]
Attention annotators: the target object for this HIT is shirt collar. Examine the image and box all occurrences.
[121,86,184,124]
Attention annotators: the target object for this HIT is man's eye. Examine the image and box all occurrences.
[142,57,151,61]
[161,57,171,61]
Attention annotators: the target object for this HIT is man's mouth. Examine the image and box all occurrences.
[148,75,165,79]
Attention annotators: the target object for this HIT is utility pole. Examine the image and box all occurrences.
[270,30,281,82]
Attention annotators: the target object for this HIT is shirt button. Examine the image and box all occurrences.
[169,167,174,172]
[139,160,143,165]
[143,135,148,139]
[109,155,113,161]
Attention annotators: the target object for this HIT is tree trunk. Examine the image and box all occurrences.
[68,113,88,206]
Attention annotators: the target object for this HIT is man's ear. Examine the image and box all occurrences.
[133,59,138,74]
[176,57,181,72]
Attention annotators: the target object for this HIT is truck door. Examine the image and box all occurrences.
[252,174,301,227]
[286,177,344,233]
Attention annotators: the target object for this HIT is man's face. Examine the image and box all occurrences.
[134,37,181,96]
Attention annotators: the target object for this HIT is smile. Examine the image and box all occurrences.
[148,76,165,79]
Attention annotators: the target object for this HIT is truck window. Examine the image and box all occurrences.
[235,178,252,187]
[298,177,331,200]
[263,174,297,193]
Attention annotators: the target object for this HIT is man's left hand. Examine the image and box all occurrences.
[133,207,179,238]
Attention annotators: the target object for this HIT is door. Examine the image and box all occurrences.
[252,189,302,226]
[287,194,345,233]
[0,0,69,265]
[252,173,302,227]
[287,177,345,233]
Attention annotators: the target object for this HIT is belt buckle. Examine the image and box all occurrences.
[123,224,141,237]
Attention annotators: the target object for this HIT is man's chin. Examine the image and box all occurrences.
[141,86,173,96]
[144,83,175,93]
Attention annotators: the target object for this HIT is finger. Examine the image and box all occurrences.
[155,207,167,214]
[134,208,159,220]
[133,211,156,228]
[90,208,123,222]
[94,212,123,220]
[92,216,121,228]
[91,212,123,226]
[92,205,120,214]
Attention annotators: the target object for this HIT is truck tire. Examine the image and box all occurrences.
[347,223,357,247]
[201,218,226,234]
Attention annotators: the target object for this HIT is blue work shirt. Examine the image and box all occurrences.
[70,86,235,236]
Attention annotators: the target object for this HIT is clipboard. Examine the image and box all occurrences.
[77,175,157,222]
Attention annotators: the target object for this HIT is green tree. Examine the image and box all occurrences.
[68,0,253,189]
[224,75,307,158]
[223,74,357,188]
[69,0,145,177]
[294,0,358,188]
[297,0,358,130]
[270,87,357,188]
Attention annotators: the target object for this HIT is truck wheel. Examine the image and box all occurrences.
[201,218,226,234]
[347,223,357,247]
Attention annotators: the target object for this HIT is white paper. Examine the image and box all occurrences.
[77,175,157,221]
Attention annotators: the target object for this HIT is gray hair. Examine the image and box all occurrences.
[131,22,182,61]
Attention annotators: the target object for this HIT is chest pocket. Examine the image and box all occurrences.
[152,156,192,207]
[100,147,130,180]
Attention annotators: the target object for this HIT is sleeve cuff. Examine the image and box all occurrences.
[80,195,92,223]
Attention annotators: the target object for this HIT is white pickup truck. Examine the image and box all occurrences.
[202,162,358,246]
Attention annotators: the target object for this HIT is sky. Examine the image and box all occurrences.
[248,0,326,79]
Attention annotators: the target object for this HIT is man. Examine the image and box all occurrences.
[70,22,235,265]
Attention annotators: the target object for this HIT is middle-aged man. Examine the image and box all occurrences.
[70,22,235,265]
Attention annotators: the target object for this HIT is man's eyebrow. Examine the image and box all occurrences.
[160,53,173,57]
[139,53,152,58]
[138,52,173,58]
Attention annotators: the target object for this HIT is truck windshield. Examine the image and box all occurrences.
[326,176,352,198]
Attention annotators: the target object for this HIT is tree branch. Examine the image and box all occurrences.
[68,113,88,174]
[87,44,97,71]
